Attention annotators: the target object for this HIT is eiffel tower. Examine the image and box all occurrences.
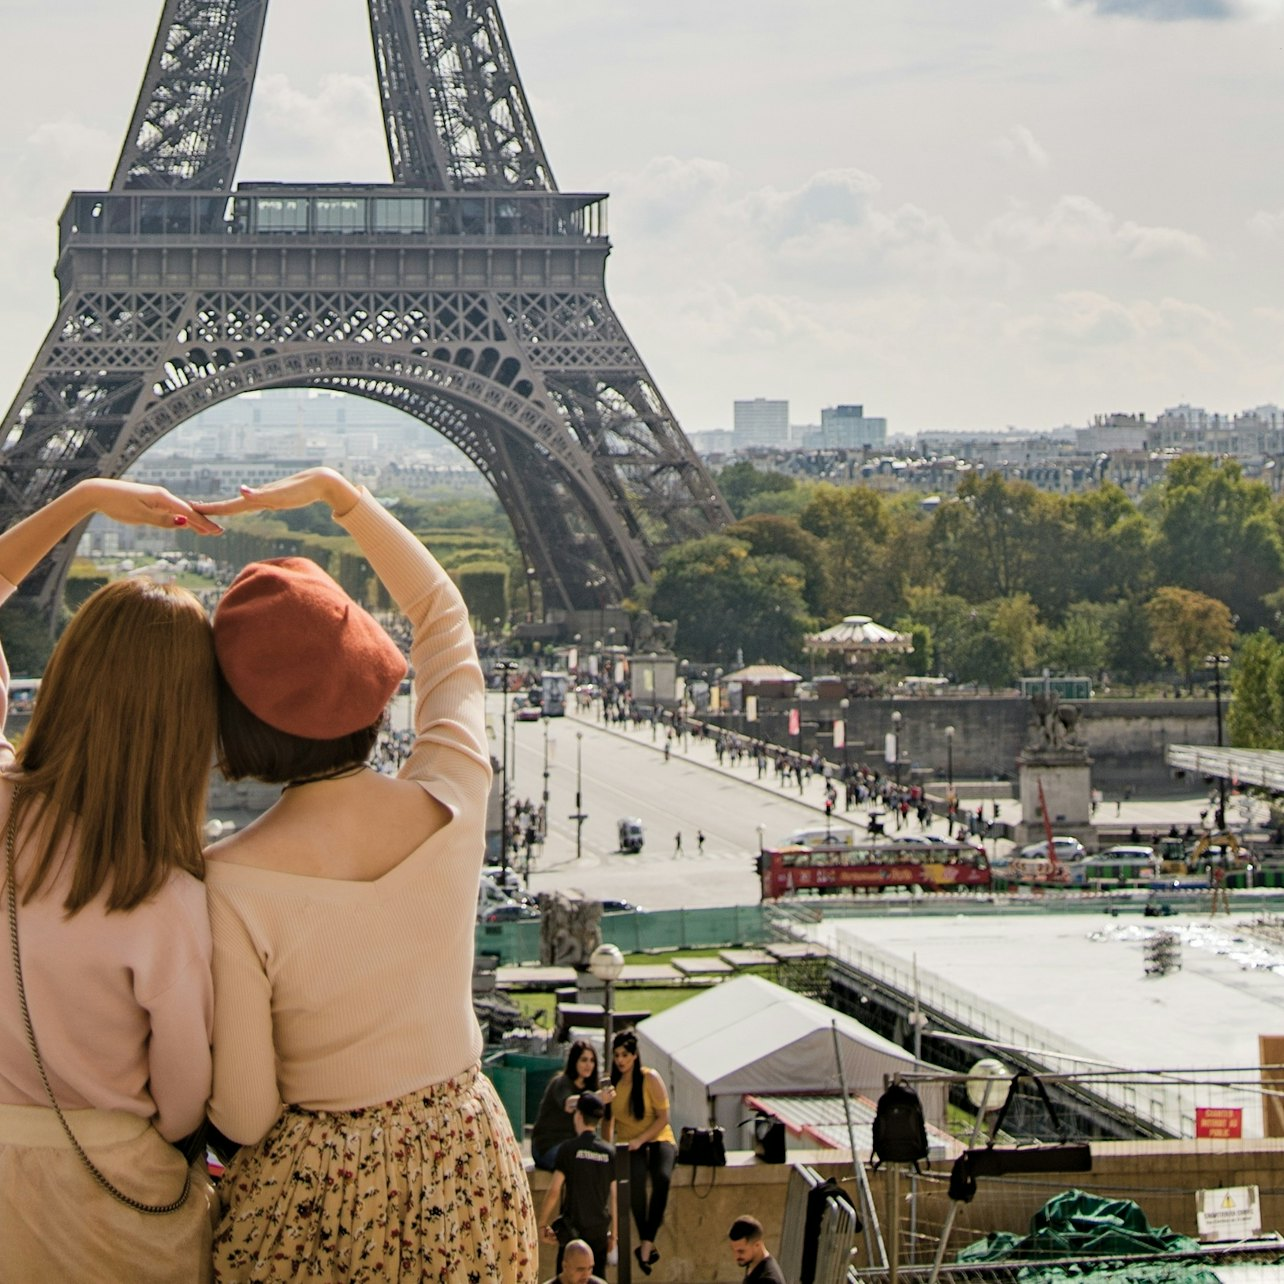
[0,0,729,625]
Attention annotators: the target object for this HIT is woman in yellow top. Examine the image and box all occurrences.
[606,1030,676,1276]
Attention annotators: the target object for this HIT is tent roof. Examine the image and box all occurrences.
[804,615,913,652]
[721,664,803,683]
[637,974,933,1094]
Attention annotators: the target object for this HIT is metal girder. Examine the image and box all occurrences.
[367,0,555,190]
[1,1,728,621]
[113,0,269,191]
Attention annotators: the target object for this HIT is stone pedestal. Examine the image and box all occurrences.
[1015,750,1095,847]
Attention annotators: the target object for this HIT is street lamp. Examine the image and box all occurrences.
[891,710,903,787]
[495,659,517,874]
[1207,653,1230,831]
[570,731,587,861]
[945,724,956,815]
[839,696,850,773]
[589,942,625,1058]
[588,942,629,1283]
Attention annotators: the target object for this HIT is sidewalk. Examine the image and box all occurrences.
[555,704,1257,853]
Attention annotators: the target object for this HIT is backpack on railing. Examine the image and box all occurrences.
[871,1080,928,1171]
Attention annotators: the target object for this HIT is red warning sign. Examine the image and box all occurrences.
[1196,1108,1243,1139]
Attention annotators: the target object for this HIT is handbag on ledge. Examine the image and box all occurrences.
[676,1125,727,1168]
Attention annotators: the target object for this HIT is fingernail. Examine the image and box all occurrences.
[173,515,188,526]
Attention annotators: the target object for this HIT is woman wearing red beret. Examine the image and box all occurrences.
[197,468,536,1282]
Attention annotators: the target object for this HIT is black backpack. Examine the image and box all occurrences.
[871,1081,928,1170]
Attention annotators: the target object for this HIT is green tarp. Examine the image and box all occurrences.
[959,1190,1218,1284]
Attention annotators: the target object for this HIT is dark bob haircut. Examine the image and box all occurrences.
[217,671,382,784]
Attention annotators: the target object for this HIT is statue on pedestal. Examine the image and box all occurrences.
[539,893,602,967]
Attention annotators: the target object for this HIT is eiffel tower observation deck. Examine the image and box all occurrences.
[0,0,730,624]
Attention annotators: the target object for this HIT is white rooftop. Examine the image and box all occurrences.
[810,909,1284,1138]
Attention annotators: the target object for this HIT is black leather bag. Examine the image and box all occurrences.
[676,1125,727,1167]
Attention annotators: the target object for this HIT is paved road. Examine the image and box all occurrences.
[479,700,1258,911]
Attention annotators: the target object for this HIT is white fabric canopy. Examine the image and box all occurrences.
[804,614,913,653]
[635,975,948,1140]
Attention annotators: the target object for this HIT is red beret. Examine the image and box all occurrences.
[213,557,407,739]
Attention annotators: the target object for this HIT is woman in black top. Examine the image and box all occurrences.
[531,1040,608,1170]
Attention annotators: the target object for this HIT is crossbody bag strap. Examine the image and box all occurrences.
[5,788,190,1215]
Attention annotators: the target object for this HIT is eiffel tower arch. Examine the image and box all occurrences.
[0,0,730,625]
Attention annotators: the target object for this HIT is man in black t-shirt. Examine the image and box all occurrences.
[537,1092,617,1275]
[729,1214,787,1282]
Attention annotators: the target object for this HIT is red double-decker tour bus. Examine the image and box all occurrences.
[758,838,990,900]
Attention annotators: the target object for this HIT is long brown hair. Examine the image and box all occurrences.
[10,578,217,913]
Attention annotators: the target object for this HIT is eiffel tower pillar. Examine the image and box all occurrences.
[0,0,730,624]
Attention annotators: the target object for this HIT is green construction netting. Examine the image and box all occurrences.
[958,1190,1217,1284]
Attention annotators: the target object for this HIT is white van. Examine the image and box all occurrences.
[784,825,855,850]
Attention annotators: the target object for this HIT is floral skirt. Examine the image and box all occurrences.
[213,1065,537,1282]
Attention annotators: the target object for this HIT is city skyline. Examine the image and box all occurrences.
[0,1,1281,441]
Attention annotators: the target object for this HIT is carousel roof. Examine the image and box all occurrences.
[803,615,913,653]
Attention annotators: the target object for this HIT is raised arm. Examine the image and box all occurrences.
[0,479,221,589]
[197,469,490,807]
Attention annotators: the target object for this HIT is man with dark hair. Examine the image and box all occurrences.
[538,1093,616,1277]
[729,1214,786,1282]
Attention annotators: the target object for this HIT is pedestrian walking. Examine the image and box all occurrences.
[697,830,705,854]
[674,831,683,856]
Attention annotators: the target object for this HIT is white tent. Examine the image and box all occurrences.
[636,975,948,1141]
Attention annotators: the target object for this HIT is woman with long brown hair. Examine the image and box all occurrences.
[196,468,536,1282]
[0,479,223,1280]
[607,1029,676,1276]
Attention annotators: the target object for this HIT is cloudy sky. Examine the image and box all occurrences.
[1,0,1282,436]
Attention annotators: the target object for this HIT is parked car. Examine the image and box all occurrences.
[600,898,642,914]
[1068,846,1160,886]
[1018,836,1087,863]
[481,902,540,923]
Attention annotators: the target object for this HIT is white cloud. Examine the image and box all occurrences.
[985,196,1208,261]
[239,73,389,182]
[1052,0,1281,19]
[991,126,1051,171]
[1248,209,1284,238]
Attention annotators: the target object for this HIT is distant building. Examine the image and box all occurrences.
[1075,412,1149,454]
[733,398,789,449]
[687,428,736,455]
[802,404,887,450]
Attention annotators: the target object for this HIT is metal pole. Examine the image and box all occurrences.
[615,1142,633,1284]
[574,731,585,861]
[498,662,512,875]
[1214,655,1227,832]
[603,977,614,1072]
[927,1078,998,1284]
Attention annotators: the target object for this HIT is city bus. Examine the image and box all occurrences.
[758,839,990,899]
[540,670,568,717]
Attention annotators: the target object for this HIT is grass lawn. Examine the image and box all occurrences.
[504,949,808,1031]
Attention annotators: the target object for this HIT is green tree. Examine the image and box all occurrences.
[1104,597,1155,693]
[715,462,797,519]
[1146,586,1236,692]
[457,565,509,629]
[1041,602,1111,677]
[1062,485,1155,608]
[931,474,1070,616]
[798,484,893,618]
[1153,456,1283,630]
[647,535,809,664]
[725,514,828,614]
[1228,631,1282,748]
[991,593,1044,678]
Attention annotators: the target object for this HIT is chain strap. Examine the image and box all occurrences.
[5,789,191,1214]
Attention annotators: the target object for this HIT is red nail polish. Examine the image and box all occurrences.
[173,514,188,526]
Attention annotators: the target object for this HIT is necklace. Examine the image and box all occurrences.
[281,763,370,792]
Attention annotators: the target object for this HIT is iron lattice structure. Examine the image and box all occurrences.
[0,0,729,617]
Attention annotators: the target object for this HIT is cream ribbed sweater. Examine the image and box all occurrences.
[206,492,491,1145]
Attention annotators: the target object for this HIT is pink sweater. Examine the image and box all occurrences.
[0,584,213,1142]
[207,492,491,1144]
